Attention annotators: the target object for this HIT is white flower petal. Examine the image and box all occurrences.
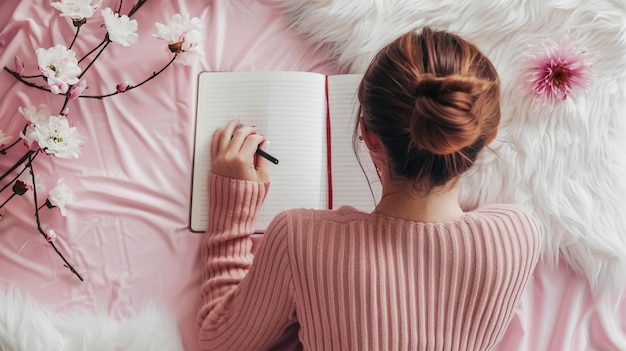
[48,178,75,216]
[18,104,51,125]
[24,115,84,159]
[102,8,139,47]
[36,45,81,94]
[154,13,204,65]
[51,0,101,20]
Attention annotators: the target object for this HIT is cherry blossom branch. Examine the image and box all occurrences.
[81,54,177,99]
[0,161,29,195]
[0,149,36,184]
[0,193,17,208]
[0,137,21,155]
[78,39,107,64]
[27,152,83,281]
[68,21,83,49]
[2,67,51,93]
[128,0,148,17]
[78,39,111,80]
[0,2,200,285]
[22,74,44,79]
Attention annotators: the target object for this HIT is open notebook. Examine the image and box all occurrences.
[190,71,382,232]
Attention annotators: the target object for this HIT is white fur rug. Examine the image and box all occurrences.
[0,287,184,351]
[272,0,626,290]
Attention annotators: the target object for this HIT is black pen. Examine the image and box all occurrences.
[256,147,279,164]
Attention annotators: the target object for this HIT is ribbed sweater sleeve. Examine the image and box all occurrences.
[197,173,297,351]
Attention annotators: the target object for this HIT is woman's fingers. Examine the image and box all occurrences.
[219,117,240,152]
[210,118,269,182]
[228,125,257,155]
[210,127,223,161]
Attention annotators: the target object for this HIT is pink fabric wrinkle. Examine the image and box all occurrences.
[106,269,134,319]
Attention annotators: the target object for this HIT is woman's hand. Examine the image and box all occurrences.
[210,118,270,182]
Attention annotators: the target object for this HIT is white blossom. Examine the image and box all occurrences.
[36,45,81,94]
[51,0,102,20]
[48,178,75,216]
[20,115,84,159]
[18,104,52,125]
[0,130,11,147]
[155,13,204,65]
[102,8,139,47]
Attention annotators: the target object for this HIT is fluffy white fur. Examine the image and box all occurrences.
[273,0,626,290]
[0,287,184,351]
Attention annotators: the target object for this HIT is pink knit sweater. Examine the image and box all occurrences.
[198,174,540,351]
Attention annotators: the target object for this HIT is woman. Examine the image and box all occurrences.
[197,27,540,351]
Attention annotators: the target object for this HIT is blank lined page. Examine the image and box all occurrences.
[191,71,328,232]
[327,74,381,212]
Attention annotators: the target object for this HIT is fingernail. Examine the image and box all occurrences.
[235,123,243,130]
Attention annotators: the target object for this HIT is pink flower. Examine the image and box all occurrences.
[69,79,87,99]
[525,37,593,106]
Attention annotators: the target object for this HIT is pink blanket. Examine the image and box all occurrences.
[0,1,624,350]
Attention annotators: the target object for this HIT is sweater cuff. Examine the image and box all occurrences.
[207,173,269,235]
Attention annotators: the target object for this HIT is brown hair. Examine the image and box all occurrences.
[357,27,501,191]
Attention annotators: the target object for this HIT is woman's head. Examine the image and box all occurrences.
[357,27,501,191]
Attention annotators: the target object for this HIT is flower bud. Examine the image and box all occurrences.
[14,56,24,76]
[69,80,87,100]
[46,229,58,242]
[116,81,130,92]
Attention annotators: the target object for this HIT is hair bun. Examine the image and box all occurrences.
[410,75,492,155]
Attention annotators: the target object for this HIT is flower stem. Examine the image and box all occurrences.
[0,162,29,195]
[68,24,82,50]
[0,149,35,184]
[0,137,21,155]
[22,74,44,79]
[128,0,148,17]
[27,153,83,282]
[78,39,106,64]
[3,67,51,93]
[0,193,17,208]
[81,54,177,99]
[78,39,110,80]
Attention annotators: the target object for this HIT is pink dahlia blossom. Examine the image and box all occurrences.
[525,38,593,106]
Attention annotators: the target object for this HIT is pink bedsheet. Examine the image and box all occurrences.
[0,1,624,350]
